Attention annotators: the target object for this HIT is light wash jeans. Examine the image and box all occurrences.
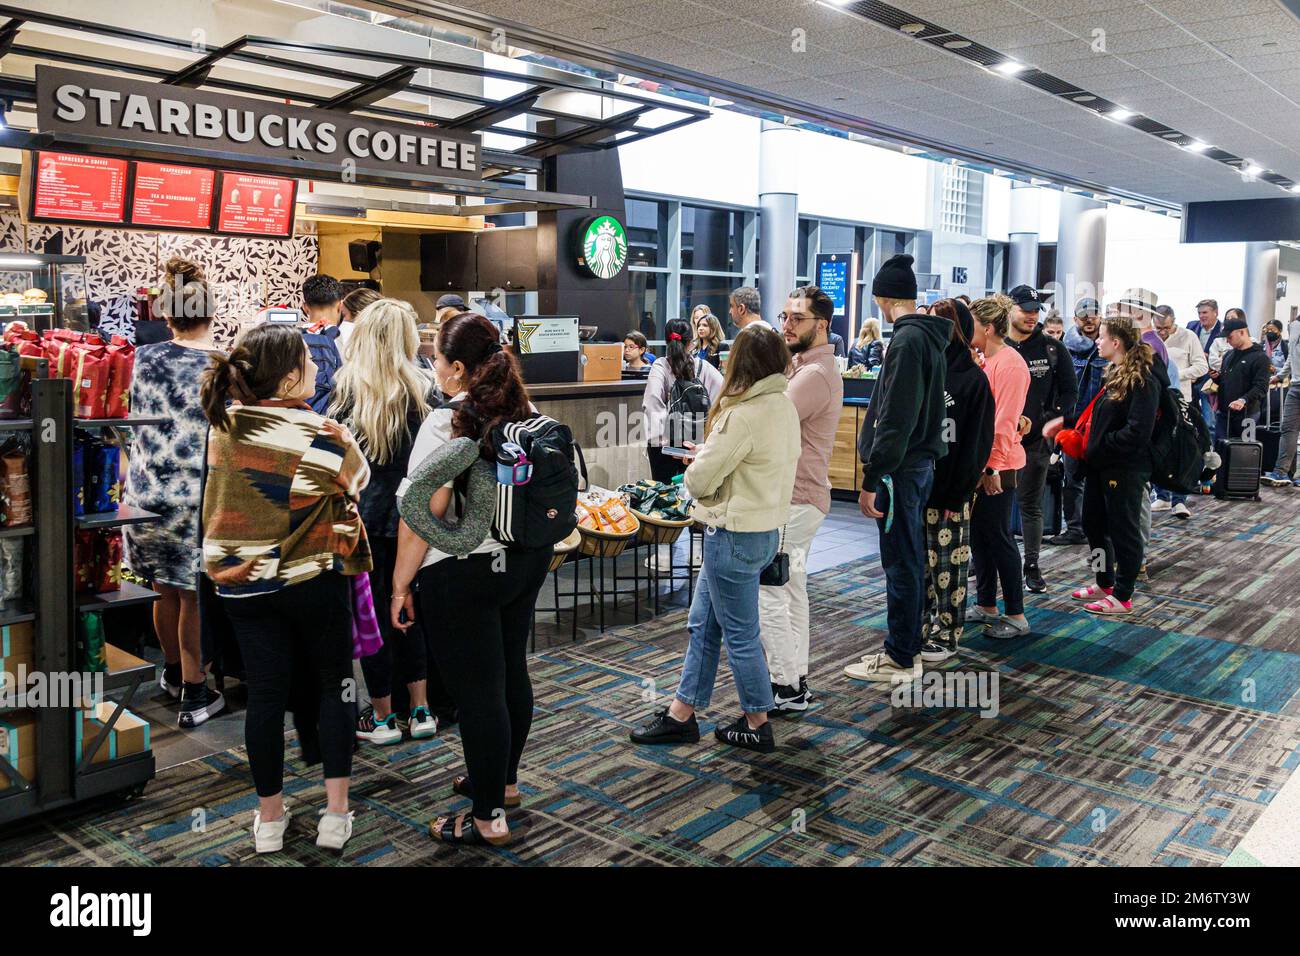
[675,525,778,715]
[758,503,826,687]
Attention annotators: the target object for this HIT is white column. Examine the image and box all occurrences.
[1242,242,1280,336]
[1007,181,1040,289]
[1055,192,1107,312]
[759,121,799,323]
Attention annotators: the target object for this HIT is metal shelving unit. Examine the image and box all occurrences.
[0,379,158,825]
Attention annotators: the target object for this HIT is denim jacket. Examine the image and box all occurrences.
[1064,323,1107,418]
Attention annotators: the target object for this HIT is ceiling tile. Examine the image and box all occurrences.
[1186,12,1300,43]
[1050,9,1180,37]
[1149,0,1283,24]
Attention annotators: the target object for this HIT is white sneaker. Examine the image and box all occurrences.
[643,544,674,570]
[356,709,402,745]
[1151,498,1171,512]
[844,652,921,683]
[253,809,291,853]
[1172,502,1190,519]
[316,810,354,852]
[408,706,438,739]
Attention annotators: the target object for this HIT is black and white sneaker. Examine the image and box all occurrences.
[769,682,810,714]
[178,683,225,728]
[799,675,813,702]
[919,639,956,663]
[158,662,182,700]
[630,708,700,745]
[1024,562,1047,593]
[714,715,775,753]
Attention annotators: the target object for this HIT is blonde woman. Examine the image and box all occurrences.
[691,307,726,369]
[327,299,447,744]
[849,317,884,369]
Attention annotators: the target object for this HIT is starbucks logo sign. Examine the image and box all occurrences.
[578,215,628,279]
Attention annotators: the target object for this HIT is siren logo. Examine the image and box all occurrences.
[579,215,628,279]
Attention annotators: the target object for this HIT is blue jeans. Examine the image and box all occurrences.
[675,526,778,715]
[876,460,935,669]
[1200,392,1216,444]
[1154,486,1186,505]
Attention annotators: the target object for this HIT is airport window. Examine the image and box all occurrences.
[626,197,668,268]
[681,273,736,327]
[630,269,667,339]
[681,204,744,273]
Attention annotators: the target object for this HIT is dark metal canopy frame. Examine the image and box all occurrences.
[0,2,709,211]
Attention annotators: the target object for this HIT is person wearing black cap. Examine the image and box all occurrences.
[1051,297,1105,546]
[1216,318,1271,442]
[844,254,951,683]
[918,298,994,663]
[1005,285,1077,594]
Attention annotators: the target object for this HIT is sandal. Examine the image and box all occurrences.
[1085,594,1132,615]
[452,775,523,809]
[430,811,511,847]
[1071,584,1112,602]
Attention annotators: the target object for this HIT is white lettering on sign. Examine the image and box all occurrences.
[227,109,255,143]
[54,84,86,122]
[121,93,156,132]
[347,127,371,158]
[371,130,396,162]
[86,88,121,125]
[194,103,221,138]
[316,122,337,154]
[258,114,284,147]
[461,143,476,171]
[159,99,189,135]
[286,117,314,151]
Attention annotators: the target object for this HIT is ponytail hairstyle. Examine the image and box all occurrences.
[664,317,695,383]
[437,311,530,457]
[158,256,214,333]
[970,293,1012,339]
[200,323,308,431]
[1099,314,1153,403]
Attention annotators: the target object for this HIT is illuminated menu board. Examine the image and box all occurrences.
[130,162,216,231]
[32,152,128,224]
[215,172,296,237]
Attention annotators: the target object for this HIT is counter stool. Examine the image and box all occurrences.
[633,509,695,615]
[530,528,582,650]
[577,520,640,632]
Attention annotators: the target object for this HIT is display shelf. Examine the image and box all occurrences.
[0,419,32,432]
[0,524,34,538]
[77,581,159,613]
[0,602,35,627]
[74,416,168,428]
[74,750,153,801]
[101,643,154,693]
[76,504,160,530]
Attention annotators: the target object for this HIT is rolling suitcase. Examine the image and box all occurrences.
[1213,410,1262,501]
[1260,384,1284,475]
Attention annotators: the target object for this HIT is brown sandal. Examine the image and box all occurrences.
[430,811,511,847]
[452,775,522,809]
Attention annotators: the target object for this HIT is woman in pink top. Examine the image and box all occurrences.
[968,294,1032,639]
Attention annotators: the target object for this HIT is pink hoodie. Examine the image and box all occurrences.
[982,346,1031,472]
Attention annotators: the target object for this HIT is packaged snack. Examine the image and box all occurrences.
[1,446,31,526]
[72,436,87,517]
[0,348,20,421]
[104,337,135,418]
[0,538,23,609]
[93,530,122,593]
[77,611,107,673]
[85,439,120,514]
[73,529,97,593]
[68,344,112,418]
[575,488,638,535]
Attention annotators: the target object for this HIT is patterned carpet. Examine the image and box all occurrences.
[2,493,1297,866]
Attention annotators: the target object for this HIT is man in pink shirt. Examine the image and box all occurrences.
[760,286,844,712]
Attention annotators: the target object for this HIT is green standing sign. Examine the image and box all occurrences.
[578,215,628,279]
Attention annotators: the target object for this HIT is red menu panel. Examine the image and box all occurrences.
[215,173,296,237]
[32,152,128,224]
[131,162,216,230]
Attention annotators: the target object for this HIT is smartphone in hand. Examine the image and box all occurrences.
[662,446,697,460]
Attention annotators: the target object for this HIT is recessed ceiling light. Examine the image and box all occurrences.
[900,23,926,35]
[1162,132,1183,139]
[1184,140,1210,152]
[1244,163,1264,176]
[993,60,1027,75]
[1072,94,1096,102]
[1109,108,1135,121]
[943,39,972,49]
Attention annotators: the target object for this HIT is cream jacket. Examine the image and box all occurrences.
[684,372,801,532]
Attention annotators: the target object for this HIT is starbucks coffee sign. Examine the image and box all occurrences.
[577,215,628,279]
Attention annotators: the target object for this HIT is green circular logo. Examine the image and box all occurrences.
[579,215,628,279]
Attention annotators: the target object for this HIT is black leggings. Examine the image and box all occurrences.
[647,444,686,484]
[970,488,1024,616]
[417,547,551,820]
[1082,468,1147,602]
[359,536,425,700]
[222,572,354,797]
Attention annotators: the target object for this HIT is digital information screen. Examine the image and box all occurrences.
[215,172,296,236]
[130,162,216,230]
[816,255,850,317]
[32,152,129,224]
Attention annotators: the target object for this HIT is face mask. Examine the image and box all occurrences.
[1267,332,1280,342]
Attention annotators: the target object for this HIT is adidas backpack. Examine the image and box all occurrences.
[489,416,584,549]
[1150,388,1211,494]
[667,357,711,447]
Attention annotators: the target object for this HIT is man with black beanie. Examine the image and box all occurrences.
[1005,285,1077,594]
[844,254,950,684]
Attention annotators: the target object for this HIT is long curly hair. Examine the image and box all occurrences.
[437,312,531,457]
[1099,315,1153,402]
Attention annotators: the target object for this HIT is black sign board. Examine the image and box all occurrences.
[35,65,481,189]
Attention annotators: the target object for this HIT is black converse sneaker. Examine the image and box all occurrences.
[714,714,775,753]
[769,682,810,714]
[920,639,957,663]
[158,662,182,700]
[630,707,700,745]
[178,682,225,728]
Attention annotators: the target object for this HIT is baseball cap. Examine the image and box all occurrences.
[1223,318,1248,334]
[436,293,467,309]
[1009,284,1048,311]
[1074,297,1100,317]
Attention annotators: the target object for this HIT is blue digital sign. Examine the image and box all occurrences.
[816,254,850,317]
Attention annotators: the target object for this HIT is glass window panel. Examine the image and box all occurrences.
[819,222,855,255]
[682,204,742,272]
[681,274,735,332]
[626,197,667,268]
[630,270,666,339]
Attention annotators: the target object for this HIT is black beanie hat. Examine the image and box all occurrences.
[872,254,918,300]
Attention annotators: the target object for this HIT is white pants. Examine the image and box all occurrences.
[758,503,826,687]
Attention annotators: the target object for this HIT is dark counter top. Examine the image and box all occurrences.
[528,379,649,399]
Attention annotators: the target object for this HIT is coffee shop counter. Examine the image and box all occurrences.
[528,378,653,491]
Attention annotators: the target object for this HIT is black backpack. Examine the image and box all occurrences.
[667,358,711,447]
[489,415,585,549]
[1150,387,1211,494]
